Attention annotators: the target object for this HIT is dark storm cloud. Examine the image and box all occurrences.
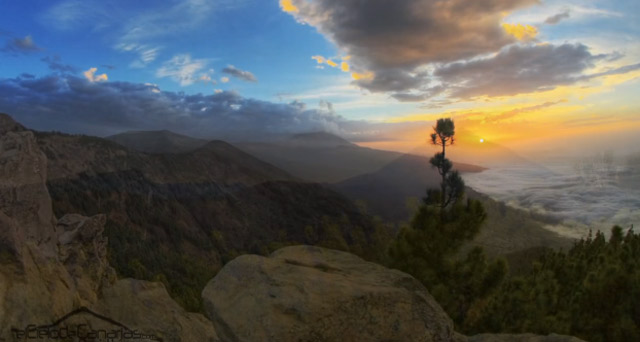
[0,73,405,141]
[434,43,606,99]
[287,0,538,93]
[41,56,77,73]
[222,65,257,82]
[2,35,43,54]
[545,11,570,25]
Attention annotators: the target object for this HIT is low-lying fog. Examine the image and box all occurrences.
[464,152,640,239]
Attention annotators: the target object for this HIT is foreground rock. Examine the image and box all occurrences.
[203,245,586,342]
[94,279,218,342]
[203,245,457,342]
[0,114,218,341]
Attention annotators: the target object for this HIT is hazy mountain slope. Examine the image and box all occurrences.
[28,126,384,311]
[287,131,357,147]
[106,130,209,154]
[238,132,405,183]
[333,154,573,256]
[334,154,486,221]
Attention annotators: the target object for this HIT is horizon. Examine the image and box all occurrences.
[0,0,639,160]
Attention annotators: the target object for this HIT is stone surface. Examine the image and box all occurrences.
[0,125,55,259]
[202,245,456,342]
[468,333,587,342]
[94,279,220,342]
[57,213,118,304]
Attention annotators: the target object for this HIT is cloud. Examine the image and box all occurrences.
[0,73,383,141]
[580,63,640,80]
[199,73,217,85]
[156,54,207,86]
[220,77,230,83]
[116,43,161,69]
[502,23,538,41]
[83,67,108,82]
[545,10,570,25]
[222,65,257,83]
[280,0,299,13]
[39,0,107,31]
[2,35,43,54]
[433,43,609,99]
[312,55,353,73]
[465,159,640,238]
[283,0,538,94]
[41,56,77,73]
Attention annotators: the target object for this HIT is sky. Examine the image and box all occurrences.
[1,0,639,157]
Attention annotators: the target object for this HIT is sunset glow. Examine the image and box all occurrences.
[0,0,637,158]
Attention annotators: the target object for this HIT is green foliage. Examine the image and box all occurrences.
[104,221,218,312]
[388,118,505,330]
[430,118,455,146]
[428,118,464,209]
[388,198,502,326]
[467,226,640,342]
[48,170,394,313]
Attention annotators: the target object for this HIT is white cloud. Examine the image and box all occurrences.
[156,54,207,86]
[116,43,161,69]
[220,77,230,83]
[83,67,108,82]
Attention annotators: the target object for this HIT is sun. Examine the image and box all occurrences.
[479,138,485,143]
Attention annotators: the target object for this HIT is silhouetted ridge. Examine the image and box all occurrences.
[288,131,355,147]
[106,129,209,154]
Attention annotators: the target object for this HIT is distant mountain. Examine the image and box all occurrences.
[288,131,356,147]
[238,132,405,183]
[106,130,209,154]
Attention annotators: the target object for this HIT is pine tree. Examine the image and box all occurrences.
[389,118,502,329]
[429,118,465,209]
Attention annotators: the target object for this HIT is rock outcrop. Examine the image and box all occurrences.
[202,245,457,342]
[202,245,586,342]
[94,279,219,342]
[0,114,218,341]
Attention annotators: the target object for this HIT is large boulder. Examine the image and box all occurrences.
[93,279,220,342]
[202,245,457,342]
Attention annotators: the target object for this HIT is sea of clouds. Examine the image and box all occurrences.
[464,152,640,239]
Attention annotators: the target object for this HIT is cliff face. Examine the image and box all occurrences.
[0,114,218,341]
